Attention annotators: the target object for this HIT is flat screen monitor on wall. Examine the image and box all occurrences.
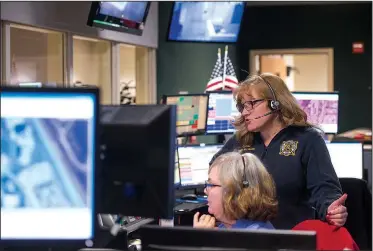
[168,2,246,43]
[87,1,151,36]
[292,92,339,134]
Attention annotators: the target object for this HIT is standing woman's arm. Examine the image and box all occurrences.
[301,131,343,221]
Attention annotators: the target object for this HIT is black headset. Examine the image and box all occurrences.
[259,75,280,111]
[241,155,249,188]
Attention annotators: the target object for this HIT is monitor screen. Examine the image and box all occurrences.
[206,91,239,134]
[163,94,209,136]
[178,144,223,187]
[1,88,98,240]
[168,2,245,43]
[326,142,363,179]
[87,1,151,36]
[292,92,339,134]
[175,150,181,186]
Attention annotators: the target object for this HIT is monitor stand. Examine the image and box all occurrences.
[324,133,336,142]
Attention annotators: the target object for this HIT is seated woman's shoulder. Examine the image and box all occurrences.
[255,221,275,230]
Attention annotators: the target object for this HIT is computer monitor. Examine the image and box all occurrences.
[87,1,151,36]
[99,105,177,219]
[140,225,317,250]
[177,144,223,188]
[326,142,363,179]
[206,91,238,134]
[162,94,209,137]
[363,146,372,189]
[292,92,339,134]
[0,86,99,246]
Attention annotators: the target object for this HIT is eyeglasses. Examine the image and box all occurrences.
[204,181,222,191]
[236,99,265,113]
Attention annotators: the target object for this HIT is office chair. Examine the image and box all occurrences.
[292,220,359,250]
[339,178,372,250]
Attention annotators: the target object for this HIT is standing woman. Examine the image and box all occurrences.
[210,73,348,229]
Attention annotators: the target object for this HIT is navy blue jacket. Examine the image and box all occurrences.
[210,126,343,229]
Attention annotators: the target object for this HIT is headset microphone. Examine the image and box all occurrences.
[253,111,274,120]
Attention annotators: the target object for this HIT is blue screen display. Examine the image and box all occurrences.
[1,91,97,240]
[168,2,245,43]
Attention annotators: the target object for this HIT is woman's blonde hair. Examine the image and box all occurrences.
[209,152,278,222]
[233,73,314,147]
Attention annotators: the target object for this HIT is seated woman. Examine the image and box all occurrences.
[193,152,278,230]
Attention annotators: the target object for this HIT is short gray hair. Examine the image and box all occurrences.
[209,151,278,221]
[209,151,268,189]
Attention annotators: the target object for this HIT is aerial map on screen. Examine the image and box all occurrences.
[1,118,91,209]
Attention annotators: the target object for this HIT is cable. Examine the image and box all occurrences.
[110,215,124,236]
[175,137,180,186]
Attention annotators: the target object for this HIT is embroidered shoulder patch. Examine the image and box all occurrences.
[279,140,298,156]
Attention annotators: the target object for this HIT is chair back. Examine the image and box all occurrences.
[339,178,372,250]
[292,219,359,250]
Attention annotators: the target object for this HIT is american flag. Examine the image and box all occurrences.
[205,47,239,92]
[222,55,239,90]
[205,49,223,92]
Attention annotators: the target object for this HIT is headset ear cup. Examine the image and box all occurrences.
[269,100,280,111]
[268,100,275,111]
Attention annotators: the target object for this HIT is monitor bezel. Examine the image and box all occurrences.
[162,93,210,137]
[87,1,152,36]
[205,90,237,135]
[176,143,224,189]
[326,141,364,179]
[291,91,340,95]
[140,224,317,250]
[292,91,339,134]
[166,1,247,44]
[0,86,100,248]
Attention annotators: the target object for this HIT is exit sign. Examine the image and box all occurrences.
[352,42,364,54]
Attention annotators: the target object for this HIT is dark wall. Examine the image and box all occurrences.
[157,2,372,133]
[238,3,372,133]
[157,2,238,101]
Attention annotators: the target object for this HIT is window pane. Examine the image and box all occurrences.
[73,36,111,104]
[119,44,149,104]
[119,44,136,104]
[9,24,64,86]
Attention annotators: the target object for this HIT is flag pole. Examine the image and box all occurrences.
[222,45,228,90]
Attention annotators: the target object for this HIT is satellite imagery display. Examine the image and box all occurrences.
[297,99,338,125]
[1,117,92,209]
